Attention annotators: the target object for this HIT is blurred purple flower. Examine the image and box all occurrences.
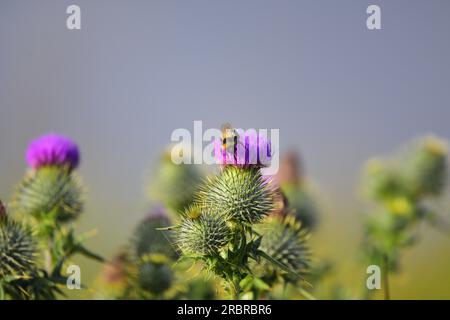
[144,205,170,223]
[214,129,272,167]
[25,134,80,170]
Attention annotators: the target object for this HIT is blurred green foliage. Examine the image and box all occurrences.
[361,136,448,298]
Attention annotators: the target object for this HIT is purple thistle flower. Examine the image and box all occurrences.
[25,134,80,170]
[214,129,272,167]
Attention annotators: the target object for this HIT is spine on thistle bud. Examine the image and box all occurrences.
[0,201,37,278]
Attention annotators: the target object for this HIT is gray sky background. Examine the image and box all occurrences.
[1,1,450,297]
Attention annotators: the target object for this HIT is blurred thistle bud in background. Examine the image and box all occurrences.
[147,149,202,215]
[402,136,447,198]
[132,206,176,259]
[106,206,179,299]
[96,206,178,299]
[364,136,447,202]
[276,151,318,230]
[360,135,449,298]
[364,159,406,201]
[138,253,173,295]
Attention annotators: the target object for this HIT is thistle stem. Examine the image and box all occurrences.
[44,246,52,273]
[299,288,317,300]
[226,274,240,300]
[383,254,390,300]
[44,233,55,274]
[230,280,240,300]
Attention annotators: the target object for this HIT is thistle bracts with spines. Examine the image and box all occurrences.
[176,207,232,256]
[12,166,83,224]
[0,217,37,278]
[197,166,275,224]
[258,214,310,278]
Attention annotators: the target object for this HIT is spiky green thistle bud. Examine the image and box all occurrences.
[0,217,37,278]
[138,254,173,295]
[363,137,448,202]
[363,159,407,201]
[12,166,83,223]
[403,136,447,197]
[197,166,275,224]
[132,206,176,259]
[176,209,232,256]
[258,215,310,276]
